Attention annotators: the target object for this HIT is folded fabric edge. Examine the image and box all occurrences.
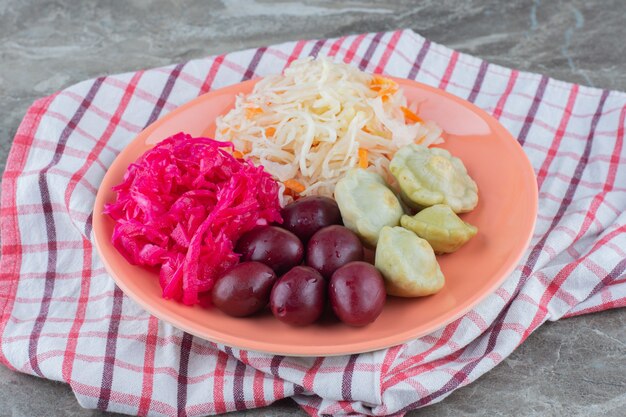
[0,93,63,369]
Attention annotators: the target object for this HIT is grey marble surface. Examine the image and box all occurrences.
[0,1,625,416]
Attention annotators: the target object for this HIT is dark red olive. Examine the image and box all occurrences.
[306,225,364,279]
[270,266,325,326]
[212,262,277,317]
[329,261,386,326]
[236,226,304,275]
[281,196,342,242]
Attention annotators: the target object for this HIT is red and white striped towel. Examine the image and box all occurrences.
[1,29,625,417]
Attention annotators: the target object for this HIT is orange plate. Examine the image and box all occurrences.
[93,78,538,356]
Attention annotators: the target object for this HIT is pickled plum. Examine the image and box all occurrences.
[270,266,325,326]
[236,226,304,274]
[281,196,342,242]
[306,225,364,279]
[212,262,277,317]
[329,262,386,326]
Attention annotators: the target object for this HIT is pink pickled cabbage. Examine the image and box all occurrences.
[104,132,282,305]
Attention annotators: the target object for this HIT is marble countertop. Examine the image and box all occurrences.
[0,1,624,416]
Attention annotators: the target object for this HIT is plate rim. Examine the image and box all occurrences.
[93,77,538,357]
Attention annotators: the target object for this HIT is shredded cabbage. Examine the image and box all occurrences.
[104,132,282,305]
[215,57,443,204]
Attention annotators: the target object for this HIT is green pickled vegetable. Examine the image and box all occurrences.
[334,168,403,247]
[375,226,444,297]
[390,144,478,213]
[401,204,477,254]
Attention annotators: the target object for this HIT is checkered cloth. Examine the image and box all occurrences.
[1,29,625,417]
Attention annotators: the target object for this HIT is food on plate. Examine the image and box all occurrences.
[280,196,342,242]
[334,168,404,247]
[212,262,277,317]
[400,204,477,254]
[329,262,386,326]
[306,225,364,279]
[215,57,443,204]
[375,226,445,297]
[107,58,482,326]
[235,225,304,275]
[270,266,326,326]
[104,132,282,305]
[389,144,478,213]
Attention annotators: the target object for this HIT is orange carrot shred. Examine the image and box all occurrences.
[265,127,276,137]
[220,128,230,135]
[370,75,398,98]
[284,179,306,193]
[245,107,263,119]
[358,148,368,168]
[369,76,381,91]
[401,106,423,124]
[370,75,391,88]
[382,86,398,96]
[232,150,244,159]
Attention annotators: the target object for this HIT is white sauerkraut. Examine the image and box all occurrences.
[215,57,443,205]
